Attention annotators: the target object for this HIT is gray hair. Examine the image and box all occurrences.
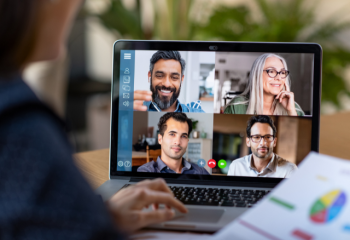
[226,53,302,115]
[149,51,186,77]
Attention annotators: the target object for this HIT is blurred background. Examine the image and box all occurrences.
[23,0,350,152]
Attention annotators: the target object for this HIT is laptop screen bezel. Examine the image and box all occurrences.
[110,40,322,185]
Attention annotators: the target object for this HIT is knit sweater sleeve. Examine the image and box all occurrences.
[0,105,125,239]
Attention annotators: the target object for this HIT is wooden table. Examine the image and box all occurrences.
[319,111,350,160]
[74,111,350,190]
[74,150,146,189]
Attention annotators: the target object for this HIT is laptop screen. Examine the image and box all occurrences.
[111,42,321,181]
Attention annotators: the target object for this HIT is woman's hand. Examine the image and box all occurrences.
[275,90,297,115]
[106,178,188,234]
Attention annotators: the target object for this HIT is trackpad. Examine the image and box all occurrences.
[172,208,224,223]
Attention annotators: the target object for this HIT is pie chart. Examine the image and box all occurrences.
[310,189,346,223]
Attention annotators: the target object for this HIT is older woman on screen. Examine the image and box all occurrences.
[224,53,305,116]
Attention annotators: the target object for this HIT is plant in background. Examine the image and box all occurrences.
[195,0,350,109]
[191,118,198,130]
[93,0,196,40]
[91,0,350,110]
[191,118,200,139]
[92,0,145,39]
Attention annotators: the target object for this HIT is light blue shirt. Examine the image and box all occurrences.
[143,99,205,112]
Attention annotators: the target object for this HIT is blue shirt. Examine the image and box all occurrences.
[143,100,205,112]
[0,75,125,240]
[137,157,210,175]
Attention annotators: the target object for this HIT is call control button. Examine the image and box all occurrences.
[197,159,206,168]
[218,159,227,169]
[208,159,216,168]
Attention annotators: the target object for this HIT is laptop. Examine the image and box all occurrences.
[96,40,322,232]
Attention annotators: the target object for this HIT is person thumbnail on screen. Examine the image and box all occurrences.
[137,112,210,174]
[227,115,297,178]
[133,50,215,113]
[224,54,304,116]
[213,52,313,115]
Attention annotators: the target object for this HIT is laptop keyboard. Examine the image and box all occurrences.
[122,185,270,208]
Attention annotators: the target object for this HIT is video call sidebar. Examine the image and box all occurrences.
[116,50,135,171]
[115,50,224,172]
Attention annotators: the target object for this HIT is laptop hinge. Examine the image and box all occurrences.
[129,178,278,188]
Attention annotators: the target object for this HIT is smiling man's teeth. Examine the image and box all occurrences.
[161,90,171,93]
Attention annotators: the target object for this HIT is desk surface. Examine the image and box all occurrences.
[74,111,350,189]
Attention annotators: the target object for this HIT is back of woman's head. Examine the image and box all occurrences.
[0,0,41,77]
[244,53,291,115]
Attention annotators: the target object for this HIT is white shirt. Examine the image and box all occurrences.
[227,154,297,178]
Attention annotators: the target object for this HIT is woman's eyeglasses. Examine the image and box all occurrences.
[264,68,290,79]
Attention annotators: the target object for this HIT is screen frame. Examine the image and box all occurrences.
[110,40,322,185]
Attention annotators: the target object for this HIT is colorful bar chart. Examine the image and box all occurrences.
[292,229,313,240]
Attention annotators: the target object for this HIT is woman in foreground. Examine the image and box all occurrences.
[0,0,187,239]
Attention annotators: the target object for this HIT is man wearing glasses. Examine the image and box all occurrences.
[227,115,297,177]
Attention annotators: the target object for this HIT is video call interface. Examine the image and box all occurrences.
[115,50,314,178]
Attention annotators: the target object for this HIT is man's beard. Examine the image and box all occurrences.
[251,147,273,159]
[165,145,185,160]
[150,78,181,110]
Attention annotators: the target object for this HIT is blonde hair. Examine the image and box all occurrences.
[226,53,303,115]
